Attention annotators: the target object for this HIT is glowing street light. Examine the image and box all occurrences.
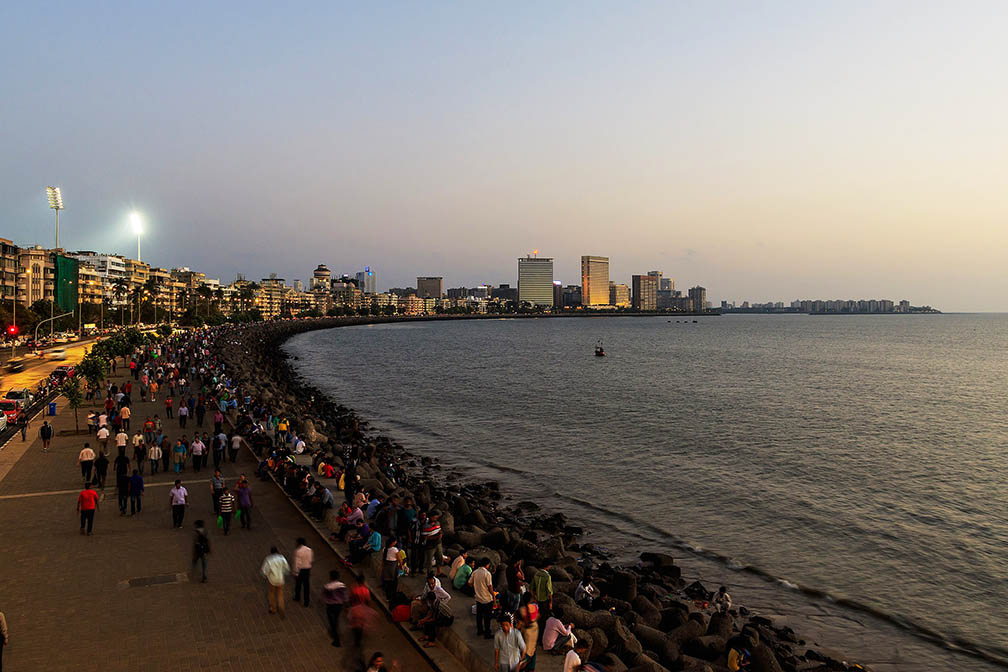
[45,186,64,338]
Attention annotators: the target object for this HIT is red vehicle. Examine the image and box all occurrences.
[0,399,21,423]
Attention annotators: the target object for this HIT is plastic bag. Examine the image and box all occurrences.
[217,515,224,528]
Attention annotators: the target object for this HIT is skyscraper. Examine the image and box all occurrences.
[356,267,377,294]
[581,256,610,306]
[416,276,444,299]
[609,282,631,307]
[517,255,554,307]
[647,270,662,291]
[632,274,658,310]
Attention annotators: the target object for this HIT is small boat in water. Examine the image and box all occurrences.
[595,340,606,357]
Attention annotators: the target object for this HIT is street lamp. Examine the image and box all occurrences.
[46,186,64,339]
[130,212,143,325]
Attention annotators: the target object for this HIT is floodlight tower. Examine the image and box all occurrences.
[45,186,64,338]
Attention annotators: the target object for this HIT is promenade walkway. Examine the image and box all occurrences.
[0,367,444,672]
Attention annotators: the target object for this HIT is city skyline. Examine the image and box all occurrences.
[3,3,1007,311]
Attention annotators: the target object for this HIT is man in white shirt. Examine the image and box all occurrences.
[293,537,314,607]
[190,436,206,472]
[169,479,189,528]
[96,426,110,455]
[563,640,589,672]
[470,557,495,638]
[78,444,96,483]
[261,546,290,615]
[115,429,129,452]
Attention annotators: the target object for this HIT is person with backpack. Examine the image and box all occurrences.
[192,520,210,582]
[322,569,348,647]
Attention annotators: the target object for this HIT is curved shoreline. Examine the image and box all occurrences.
[215,316,1004,672]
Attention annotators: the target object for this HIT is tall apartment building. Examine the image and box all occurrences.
[580,256,610,306]
[517,256,554,307]
[647,271,663,292]
[0,238,19,304]
[311,264,332,290]
[17,246,54,306]
[416,276,444,299]
[632,274,658,310]
[609,282,631,307]
[688,286,707,312]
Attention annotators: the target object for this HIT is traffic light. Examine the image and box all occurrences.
[5,324,17,336]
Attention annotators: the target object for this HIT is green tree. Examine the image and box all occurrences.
[75,353,109,406]
[61,375,84,432]
[111,278,129,325]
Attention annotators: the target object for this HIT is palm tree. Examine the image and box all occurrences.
[197,285,213,318]
[111,278,128,326]
[214,288,224,316]
[145,277,159,324]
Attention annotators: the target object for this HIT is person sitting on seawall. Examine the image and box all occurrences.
[414,574,452,648]
[452,555,476,596]
[574,568,601,611]
[347,523,381,565]
[542,608,577,655]
[714,585,732,614]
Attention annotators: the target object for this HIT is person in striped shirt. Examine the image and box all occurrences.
[218,486,236,535]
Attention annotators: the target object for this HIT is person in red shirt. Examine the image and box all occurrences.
[77,482,100,535]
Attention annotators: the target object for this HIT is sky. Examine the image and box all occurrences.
[1,1,1006,310]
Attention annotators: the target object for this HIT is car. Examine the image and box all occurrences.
[5,388,33,406]
[47,348,67,360]
[0,399,20,423]
[50,365,74,382]
[4,358,25,373]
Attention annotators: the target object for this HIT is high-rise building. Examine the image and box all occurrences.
[688,286,707,312]
[609,282,631,307]
[581,256,610,306]
[356,267,377,294]
[553,281,563,309]
[647,271,662,292]
[632,274,658,310]
[311,264,331,291]
[660,277,674,291]
[517,255,554,307]
[416,276,444,299]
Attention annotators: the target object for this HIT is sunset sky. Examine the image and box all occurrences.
[2,1,1006,310]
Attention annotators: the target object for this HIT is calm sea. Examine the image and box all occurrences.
[285,314,1008,671]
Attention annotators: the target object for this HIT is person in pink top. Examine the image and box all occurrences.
[293,537,314,607]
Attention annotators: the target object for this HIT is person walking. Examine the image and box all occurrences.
[78,443,96,483]
[169,479,189,528]
[39,420,53,452]
[323,569,348,647]
[210,470,224,513]
[192,520,210,583]
[148,441,162,474]
[260,547,290,616]
[128,469,144,515]
[17,409,28,442]
[96,425,110,456]
[113,449,131,515]
[217,486,235,535]
[236,475,253,529]
[293,537,314,607]
[178,403,188,428]
[93,451,109,489]
[76,481,99,535]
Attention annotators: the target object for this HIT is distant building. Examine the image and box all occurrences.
[632,274,658,310]
[517,256,554,307]
[491,284,517,302]
[647,271,663,293]
[553,281,563,309]
[581,256,610,306]
[688,286,707,312]
[562,284,582,308]
[660,277,674,291]
[416,276,444,299]
[356,267,377,294]
[609,282,631,307]
[446,287,470,299]
[293,279,304,292]
[311,264,331,291]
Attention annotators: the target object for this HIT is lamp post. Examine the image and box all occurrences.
[130,212,142,326]
[46,186,63,339]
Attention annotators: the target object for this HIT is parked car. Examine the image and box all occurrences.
[0,399,21,424]
[47,348,67,360]
[4,358,25,373]
[5,388,34,406]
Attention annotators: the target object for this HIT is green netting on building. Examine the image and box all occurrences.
[54,254,79,315]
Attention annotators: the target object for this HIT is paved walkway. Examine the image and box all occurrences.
[0,369,442,672]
